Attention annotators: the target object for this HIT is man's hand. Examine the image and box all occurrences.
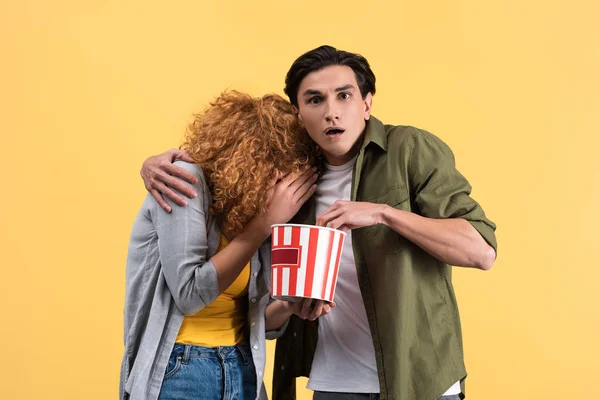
[140,149,198,212]
[316,200,386,231]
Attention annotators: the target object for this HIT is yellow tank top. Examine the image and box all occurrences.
[175,234,250,346]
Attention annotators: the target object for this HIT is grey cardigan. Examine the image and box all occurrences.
[120,161,282,400]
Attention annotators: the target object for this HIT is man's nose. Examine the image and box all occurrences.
[324,100,340,122]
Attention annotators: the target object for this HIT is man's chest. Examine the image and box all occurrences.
[314,168,353,215]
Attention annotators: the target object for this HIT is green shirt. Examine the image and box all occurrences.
[273,116,497,400]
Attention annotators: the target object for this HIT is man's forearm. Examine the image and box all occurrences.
[380,205,496,270]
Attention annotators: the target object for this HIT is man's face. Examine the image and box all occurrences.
[295,65,372,166]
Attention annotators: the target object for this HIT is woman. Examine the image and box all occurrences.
[120,91,330,400]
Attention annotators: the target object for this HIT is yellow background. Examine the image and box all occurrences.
[1,0,598,398]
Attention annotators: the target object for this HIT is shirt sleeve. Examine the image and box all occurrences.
[407,128,498,253]
[259,243,291,339]
[150,161,220,315]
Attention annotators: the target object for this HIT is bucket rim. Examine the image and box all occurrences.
[271,223,347,236]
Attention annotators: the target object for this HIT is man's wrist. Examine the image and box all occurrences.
[379,203,394,226]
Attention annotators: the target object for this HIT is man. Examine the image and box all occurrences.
[142,45,497,400]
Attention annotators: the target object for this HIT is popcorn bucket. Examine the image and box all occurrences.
[270,224,346,302]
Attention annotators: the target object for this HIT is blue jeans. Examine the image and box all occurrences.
[158,344,257,400]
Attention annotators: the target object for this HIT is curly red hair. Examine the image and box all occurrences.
[181,91,317,235]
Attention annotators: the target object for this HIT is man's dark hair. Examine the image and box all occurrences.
[284,45,376,107]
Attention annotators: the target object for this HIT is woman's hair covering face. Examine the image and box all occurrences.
[182,91,318,235]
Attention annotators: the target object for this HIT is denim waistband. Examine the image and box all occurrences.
[171,344,252,365]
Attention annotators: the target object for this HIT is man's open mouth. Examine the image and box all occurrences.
[325,128,345,136]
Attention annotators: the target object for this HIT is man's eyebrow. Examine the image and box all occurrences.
[302,84,356,97]
[335,84,355,92]
[302,89,323,97]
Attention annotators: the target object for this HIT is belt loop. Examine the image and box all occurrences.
[236,345,250,365]
[182,345,191,364]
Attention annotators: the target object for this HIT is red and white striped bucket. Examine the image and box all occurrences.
[270,224,346,302]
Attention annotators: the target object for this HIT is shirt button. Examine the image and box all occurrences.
[253,344,259,350]
[251,321,256,327]
[293,332,297,337]
[258,371,262,376]
[253,272,258,277]
[251,298,257,304]
[281,365,285,370]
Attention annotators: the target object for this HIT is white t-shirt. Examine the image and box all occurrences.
[307,156,461,396]
[307,156,380,393]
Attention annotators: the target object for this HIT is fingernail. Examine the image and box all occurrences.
[166,207,172,212]
[182,200,188,206]
[312,166,317,172]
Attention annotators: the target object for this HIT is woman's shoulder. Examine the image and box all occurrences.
[173,161,209,188]
[173,160,203,174]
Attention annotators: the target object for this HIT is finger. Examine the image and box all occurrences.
[315,217,328,227]
[291,174,318,205]
[309,300,324,321]
[162,162,198,186]
[277,171,290,182]
[157,173,198,200]
[295,167,318,188]
[153,180,189,207]
[335,223,351,232]
[290,298,303,318]
[269,170,280,187]
[166,148,178,158]
[315,201,345,225]
[286,170,317,197]
[173,149,195,163]
[263,171,280,207]
[296,183,317,206]
[281,165,311,186]
[326,216,351,231]
[150,189,171,212]
[292,170,319,197]
[316,207,344,227]
[300,299,314,320]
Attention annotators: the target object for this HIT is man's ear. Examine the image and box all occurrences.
[363,93,373,120]
[293,105,303,123]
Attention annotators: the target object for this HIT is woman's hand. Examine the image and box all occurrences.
[262,166,318,226]
[265,298,336,331]
[287,298,336,321]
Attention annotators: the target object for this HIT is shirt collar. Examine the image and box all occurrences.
[360,115,388,152]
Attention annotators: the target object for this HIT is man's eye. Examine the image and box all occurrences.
[309,97,322,104]
[339,92,351,100]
